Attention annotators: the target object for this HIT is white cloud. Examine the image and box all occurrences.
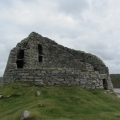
[56,0,89,17]
[0,0,120,76]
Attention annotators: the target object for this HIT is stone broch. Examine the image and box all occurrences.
[2,32,113,90]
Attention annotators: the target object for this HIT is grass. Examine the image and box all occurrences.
[0,82,120,120]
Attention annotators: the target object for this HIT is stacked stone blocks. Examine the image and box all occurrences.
[3,32,113,90]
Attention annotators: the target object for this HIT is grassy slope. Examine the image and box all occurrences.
[0,83,120,120]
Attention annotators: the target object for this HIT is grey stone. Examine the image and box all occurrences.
[21,110,30,120]
[0,95,3,98]
[54,82,60,85]
[36,91,40,96]
[75,78,80,82]
[62,81,70,85]
[6,95,11,98]
[52,70,60,74]
[22,76,26,79]
[27,76,33,79]
[34,81,44,86]
[57,79,64,82]
[41,71,46,74]
[48,82,54,85]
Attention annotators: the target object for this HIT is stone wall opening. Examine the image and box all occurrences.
[103,79,108,90]
[94,67,98,71]
[38,44,42,62]
[16,60,24,68]
[16,50,24,68]
[39,56,42,62]
[17,50,24,59]
[38,44,42,54]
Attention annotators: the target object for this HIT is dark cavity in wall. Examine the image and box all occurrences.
[94,67,98,71]
[17,50,24,59]
[38,44,42,54]
[39,56,42,62]
[16,60,24,68]
[38,44,43,62]
[103,79,108,90]
[16,50,24,68]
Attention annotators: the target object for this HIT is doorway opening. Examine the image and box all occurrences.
[103,79,108,90]
[38,44,42,54]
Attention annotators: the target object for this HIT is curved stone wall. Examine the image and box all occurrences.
[3,32,113,90]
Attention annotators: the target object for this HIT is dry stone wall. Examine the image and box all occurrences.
[4,68,112,89]
[3,32,113,90]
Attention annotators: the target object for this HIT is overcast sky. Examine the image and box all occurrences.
[0,0,120,76]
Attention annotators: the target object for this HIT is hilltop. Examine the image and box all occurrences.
[0,82,120,120]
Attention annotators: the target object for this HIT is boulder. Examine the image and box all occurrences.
[21,110,30,120]
[36,91,40,96]
[0,95,3,98]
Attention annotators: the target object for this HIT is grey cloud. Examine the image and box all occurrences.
[85,42,116,61]
[0,46,8,76]
[0,0,13,8]
[92,0,108,14]
[73,40,115,60]
[105,60,120,74]
[56,0,89,17]
[0,69,5,76]
[91,50,115,61]
[0,0,120,75]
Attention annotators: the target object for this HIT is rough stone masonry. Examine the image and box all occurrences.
[2,32,113,90]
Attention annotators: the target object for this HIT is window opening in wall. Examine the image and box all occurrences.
[39,56,42,62]
[94,67,98,71]
[16,60,24,68]
[38,44,42,54]
[38,44,43,62]
[17,50,24,59]
[16,50,24,68]
[103,79,108,90]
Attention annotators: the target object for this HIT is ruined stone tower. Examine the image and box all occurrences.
[3,32,113,90]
